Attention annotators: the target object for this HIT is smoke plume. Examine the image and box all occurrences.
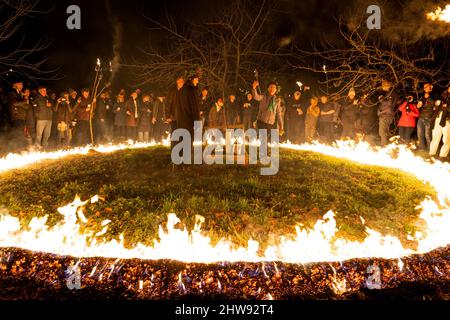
[105,0,123,84]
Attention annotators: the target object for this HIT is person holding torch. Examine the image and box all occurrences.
[72,88,95,146]
[252,80,284,138]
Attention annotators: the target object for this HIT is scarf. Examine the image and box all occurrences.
[268,96,276,113]
[134,99,138,118]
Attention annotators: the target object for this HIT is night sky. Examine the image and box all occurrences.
[6,0,450,92]
[15,0,354,91]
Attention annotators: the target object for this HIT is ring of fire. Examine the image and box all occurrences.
[0,141,449,299]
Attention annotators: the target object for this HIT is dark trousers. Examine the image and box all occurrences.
[9,120,28,149]
[319,121,335,143]
[257,120,276,136]
[94,120,107,144]
[75,120,90,146]
[379,116,393,146]
[286,119,304,144]
[115,125,126,139]
[154,120,170,142]
[105,121,114,142]
[257,120,276,150]
[242,114,254,131]
[399,126,415,144]
[126,126,137,140]
[341,119,355,139]
[417,118,432,151]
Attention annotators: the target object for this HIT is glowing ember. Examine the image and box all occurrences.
[427,4,450,23]
[0,140,449,264]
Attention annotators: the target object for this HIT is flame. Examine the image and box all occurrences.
[0,140,449,264]
[427,4,450,23]
[0,140,169,173]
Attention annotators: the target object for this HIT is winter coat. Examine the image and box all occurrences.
[208,104,227,128]
[176,82,201,134]
[95,98,109,120]
[359,100,378,135]
[285,98,304,122]
[319,102,336,123]
[252,88,284,129]
[242,99,258,123]
[377,91,399,118]
[33,94,54,121]
[398,102,419,128]
[417,95,436,120]
[226,100,240,125]
[153,99,167,121]
[199,95,213,115]
[125,98,139,127]
[8,90,29,121]
[113,101,127,127]
[105,99,114,124]
[72,97,93,121]
[166,86,180,121]
[55,100,72,124]
[438,91,450,127]
[339,98,359,122]
[137,102,153,131]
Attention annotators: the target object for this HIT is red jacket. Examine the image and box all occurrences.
[398,102,419,127]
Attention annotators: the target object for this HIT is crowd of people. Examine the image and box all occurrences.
[0,81,170,152]
[0,74,449,160]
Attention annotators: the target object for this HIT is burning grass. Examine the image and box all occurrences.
[0,146,436,252]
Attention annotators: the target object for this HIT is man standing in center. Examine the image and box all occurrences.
[251,80,284,139]
[176,73,201,140]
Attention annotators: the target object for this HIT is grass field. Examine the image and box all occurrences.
[0,146,437,251]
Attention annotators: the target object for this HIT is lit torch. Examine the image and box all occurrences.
[95,58,101,72]
[90,58,103,144]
